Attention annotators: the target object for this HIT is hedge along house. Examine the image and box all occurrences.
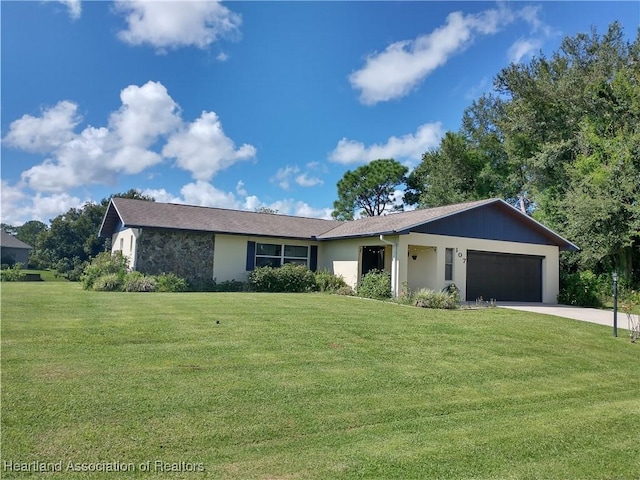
[99,197,578,302]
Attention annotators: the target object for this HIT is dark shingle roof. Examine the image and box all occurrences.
[100,198,341,239]
[99,197,577,250]
[317,199,493,239]
[0,231,33,249]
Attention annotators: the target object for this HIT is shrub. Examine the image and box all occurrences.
[155,273,188,292]
[124,271,156,292]
[334,285,355,296]
[0,263,25,282]
[214,279,249,292]
[314,269,348,293]
[413,288,458,309]
[558,270,605,307]
[93,273,124,292]
[81,251,129,290]
[249,264,316,293]
[357,269,391,299]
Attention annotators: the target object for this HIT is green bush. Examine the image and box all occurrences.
[558,270,605,307]
[357,269,391,299]
[314,269,348,293]
[155,273,188,292]
[0,263,25,282]
[413,288,458,309]
[124,271,156,292]
[214,279,249,292]
[334,285,355,296]
[93,273,124,292]
[81,251,129,290]
[249,264,316,292]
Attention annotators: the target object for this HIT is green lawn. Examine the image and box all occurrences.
[2,283,639,479]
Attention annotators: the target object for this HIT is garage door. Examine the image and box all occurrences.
[466,251,542,302]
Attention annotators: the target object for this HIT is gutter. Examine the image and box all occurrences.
[379,234,399,298]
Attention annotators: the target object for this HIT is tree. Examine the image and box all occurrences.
[16,220,47,248]
[405,130,513,209]
[30,189,155,276]
[332,159,408,220]
[492,22,640,281]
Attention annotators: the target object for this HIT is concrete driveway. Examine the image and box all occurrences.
[499,302,639,331]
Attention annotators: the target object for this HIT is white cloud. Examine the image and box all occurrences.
[271,165,324,190]
[43,0,81,20]
[5,81,254,193]
[349,6,517,104]
[140,188,182,204]
[271,166,299,190]
[235,180,248,196]
[115,0,241,51]
[180,181,241,209]
[0,180,83,225]
[109,81,181,151]
[295,173,323,188]
[329,122,444,164]
[508,38,542,63]
[163,111,256,181]
[3,101,80,153]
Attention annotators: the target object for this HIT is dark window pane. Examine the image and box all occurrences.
[284,245,308,258]
[445,248,453,263]
[256,257,281,268]
[257,243,281,256]
[445,264,453,281]
[283,258,307,266]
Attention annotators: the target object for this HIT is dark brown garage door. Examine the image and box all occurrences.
[466,251,542,302]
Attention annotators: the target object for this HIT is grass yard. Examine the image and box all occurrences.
[2,283,639,479]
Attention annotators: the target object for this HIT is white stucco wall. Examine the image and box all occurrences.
[111,228,140,269]
[212,234,322,283]
[319,237,394,290]
[398,233,560,303]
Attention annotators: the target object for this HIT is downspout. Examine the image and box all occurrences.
[379,234,398,298]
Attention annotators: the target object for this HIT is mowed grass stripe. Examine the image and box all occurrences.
[2,283,639,479]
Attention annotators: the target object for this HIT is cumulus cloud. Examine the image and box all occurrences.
[295,172,323,187]
[1,180,83,225]
[3,101,80,153]
[4,81,255,194]
[349,6,516,104]
[329,122,444,164]
[162,111,256,181]
[114,0,241,51]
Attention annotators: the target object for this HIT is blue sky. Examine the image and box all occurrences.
[2,1,638,225]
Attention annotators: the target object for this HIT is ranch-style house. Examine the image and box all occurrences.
[99,197,578,302]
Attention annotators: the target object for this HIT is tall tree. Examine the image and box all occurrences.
[493,22,640,280]
[16,220,47,247]
[332,159,408,220]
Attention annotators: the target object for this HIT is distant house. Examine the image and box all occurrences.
[99,197,578,303]
[1,231,33,266]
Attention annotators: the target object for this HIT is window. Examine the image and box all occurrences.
[119,238,124,251]
[130,235,134,251]
[256,243,309,268]
[445,248,454,281]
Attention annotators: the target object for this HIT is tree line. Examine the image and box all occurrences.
[332,23,639,286]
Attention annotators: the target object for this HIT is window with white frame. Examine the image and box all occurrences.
[256,243,309,268]
[445,248,454,281]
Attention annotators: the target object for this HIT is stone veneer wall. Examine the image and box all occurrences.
[135,228,214,283]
